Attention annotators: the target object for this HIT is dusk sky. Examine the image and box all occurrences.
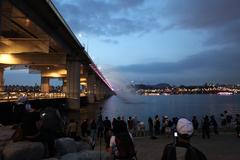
[5,0,240,87]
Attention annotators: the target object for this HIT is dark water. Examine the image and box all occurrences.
[102,93,240,124]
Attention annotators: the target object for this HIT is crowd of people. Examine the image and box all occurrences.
[66,115,137,159]
[64,110,240,159]
[6,98,240,159]
[147,112,240,140]
[66,111,240,146]
[67,116,138,149]
[8,100,66,157]
[65,115,208,159]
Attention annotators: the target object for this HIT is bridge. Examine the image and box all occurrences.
[0,0,115,110]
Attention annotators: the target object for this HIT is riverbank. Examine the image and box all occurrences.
[1,98,239,160]
[95,132,240,160]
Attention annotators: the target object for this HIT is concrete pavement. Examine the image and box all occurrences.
[95,132,240,160]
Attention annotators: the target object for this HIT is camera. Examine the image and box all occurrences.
[41,113,46,117]
[174,132,178,137]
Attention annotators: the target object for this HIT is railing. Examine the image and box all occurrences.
[0,91,66,102]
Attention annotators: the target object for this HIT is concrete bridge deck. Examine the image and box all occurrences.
[0,0,115,111]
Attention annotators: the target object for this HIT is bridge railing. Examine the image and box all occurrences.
[0,91,66,102]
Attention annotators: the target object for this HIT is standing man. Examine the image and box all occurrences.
[148,117,154,139]
[81,119,89,137]
[161,118,207,160]
[235,114,240,137]
[127,116,134,135]
[210,115,219,135]
[67,119,78,139]
[103,116,112,148]
[154,115,160,135]
[192,116,199,132]
[97,115,104,138]
[202,116,210,139]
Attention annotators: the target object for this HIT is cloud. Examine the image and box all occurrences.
[52,0,240,85]
[205,20,240,46]
[162,0,240,46]
[53,0,160,37]
[53,0,240,46]
[163,0,240,29]
[114,47,240,84]
[101,39,118,44]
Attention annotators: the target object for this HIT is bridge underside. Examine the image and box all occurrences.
[0,0,114,110]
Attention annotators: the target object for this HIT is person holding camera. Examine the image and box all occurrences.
[161,118,207,160]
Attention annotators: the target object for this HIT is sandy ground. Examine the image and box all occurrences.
[78,102,240,160]
[95,132,240,160]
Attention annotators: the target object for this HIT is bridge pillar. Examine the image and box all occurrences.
[0,67,4,91]
[103,86,108,98]
[107,87,113,97]
[96,80,105,100]
[66,56,80,110]
[62,78,67,93]
[100,83,105,99]
[95,79,101,101]
[41,77,50,93]
[87,74,96,103]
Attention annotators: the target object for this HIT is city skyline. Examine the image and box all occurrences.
[4,0,240,88]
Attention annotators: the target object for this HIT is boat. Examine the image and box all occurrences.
[217,92,233,96]
[162,93,171,96]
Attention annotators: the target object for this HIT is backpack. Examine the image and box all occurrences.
[41,108,63,133]
[162,143,207,160]
[115,133,136,159]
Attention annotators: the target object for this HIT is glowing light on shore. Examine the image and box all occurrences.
[80,78,87,82]
[0,54,15,64]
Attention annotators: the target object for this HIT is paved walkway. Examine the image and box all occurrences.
[78,103,240,160]
[95,132,240,160]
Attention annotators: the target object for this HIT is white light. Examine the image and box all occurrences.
[0,54,12,63]
[78,33,82,38]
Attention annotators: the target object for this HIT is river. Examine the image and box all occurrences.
[101,93,240,124]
